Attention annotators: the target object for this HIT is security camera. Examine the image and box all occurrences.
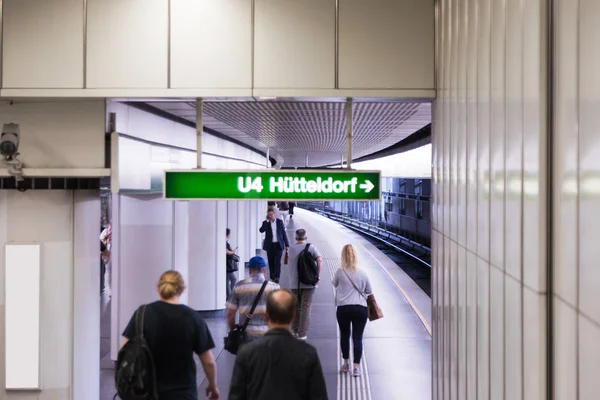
[0,123,20,159]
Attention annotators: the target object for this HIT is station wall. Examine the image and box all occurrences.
[0,190,100,400]
[1,0,434,98]
[107,102,269,360]
[553,1,600,397]
[0,99,106,399]
[432,0,547,399]
[0,100,105,169]
[108,102,266,165]
[108,102,267,193]
[110,195,265,361]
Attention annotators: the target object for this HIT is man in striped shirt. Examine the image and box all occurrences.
[226,256,280,344]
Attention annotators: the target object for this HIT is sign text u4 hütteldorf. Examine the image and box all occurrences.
[238,176,375,194]
[162,170,381,200]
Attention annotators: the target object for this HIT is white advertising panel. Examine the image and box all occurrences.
[5,244,41,390]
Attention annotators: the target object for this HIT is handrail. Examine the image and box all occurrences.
[319,210,431,252]
[382,191,431,202]
[316,209,431,269]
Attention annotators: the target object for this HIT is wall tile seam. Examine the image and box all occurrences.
[461,0,474,389]
[485,0,493,399]
[575,0,581,395]
[471,0,482,396]
[517,0,528,397]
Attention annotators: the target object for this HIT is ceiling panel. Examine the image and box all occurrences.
[145,100,431,167]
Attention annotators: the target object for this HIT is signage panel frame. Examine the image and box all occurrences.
[163,169,382,201]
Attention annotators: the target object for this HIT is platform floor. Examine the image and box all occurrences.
[100,208,431,400]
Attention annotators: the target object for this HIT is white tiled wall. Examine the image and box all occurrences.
[554,1,600,398]
[433,0,547,399]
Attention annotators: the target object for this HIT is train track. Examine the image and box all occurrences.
[306,207,432,297]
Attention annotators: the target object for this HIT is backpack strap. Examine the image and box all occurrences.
[241,280,269,331]
[299,244,312,292]
[135,304,147,339]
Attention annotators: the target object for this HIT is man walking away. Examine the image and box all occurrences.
[287,229,322,340]
[226,257,280,346]
[259,207,290,283]
[228,290,328,400]
[289,202,296,219]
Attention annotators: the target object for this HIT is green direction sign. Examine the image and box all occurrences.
[163,170,381,201]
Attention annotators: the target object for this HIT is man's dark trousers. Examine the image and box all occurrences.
[267,242,283,282]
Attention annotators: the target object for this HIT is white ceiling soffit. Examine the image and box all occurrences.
[146,100,431,167]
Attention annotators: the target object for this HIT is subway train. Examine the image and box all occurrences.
[298,177,431,248]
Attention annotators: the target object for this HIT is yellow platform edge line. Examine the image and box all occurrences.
[356,240,433,337]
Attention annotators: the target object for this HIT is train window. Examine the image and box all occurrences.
[385,197,393,212]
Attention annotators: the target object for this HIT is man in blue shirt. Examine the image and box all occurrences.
[226,256,280,344]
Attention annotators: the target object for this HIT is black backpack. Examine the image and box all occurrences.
[297,243,319,286]
[114,305,158,400]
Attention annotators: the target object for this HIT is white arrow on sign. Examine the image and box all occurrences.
[359,180,375,193]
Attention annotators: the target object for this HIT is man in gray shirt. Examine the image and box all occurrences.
[287,229,323,340]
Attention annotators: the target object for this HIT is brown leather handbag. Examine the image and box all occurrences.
[365,294,383,321]
[342,269,383,321]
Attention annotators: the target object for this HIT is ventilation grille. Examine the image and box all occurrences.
[146,100,431,167]
[0,177,101,191]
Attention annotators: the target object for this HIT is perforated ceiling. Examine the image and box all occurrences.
[145,100,431,167]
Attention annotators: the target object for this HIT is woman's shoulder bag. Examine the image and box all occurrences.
[224,280,268,354]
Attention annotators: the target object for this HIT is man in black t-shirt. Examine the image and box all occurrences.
[123,301,218,399]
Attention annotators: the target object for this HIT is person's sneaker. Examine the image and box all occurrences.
[340,363,350,373]
[352,367,361,377]
[297,335,307,340]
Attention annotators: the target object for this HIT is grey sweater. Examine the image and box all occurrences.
[332,268,373,308]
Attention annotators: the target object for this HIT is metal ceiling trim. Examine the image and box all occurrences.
[335,0,339,89]
[167,0,171,89]
[0,0,4,89]
[83,0,87,88]
[251,0,255,90]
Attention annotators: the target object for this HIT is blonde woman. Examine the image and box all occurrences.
[332,244,373,377]
[121,270,220,399]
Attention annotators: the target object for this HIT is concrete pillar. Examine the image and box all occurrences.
[0,190,100,400]
[345,97,353,169]
[227,201,249,280]
[196,98,203,168]
[111,194,174,360]
[73,190,101,400]
[252,201,266,257]
[188,201,227,311]
[172,201,189,305]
